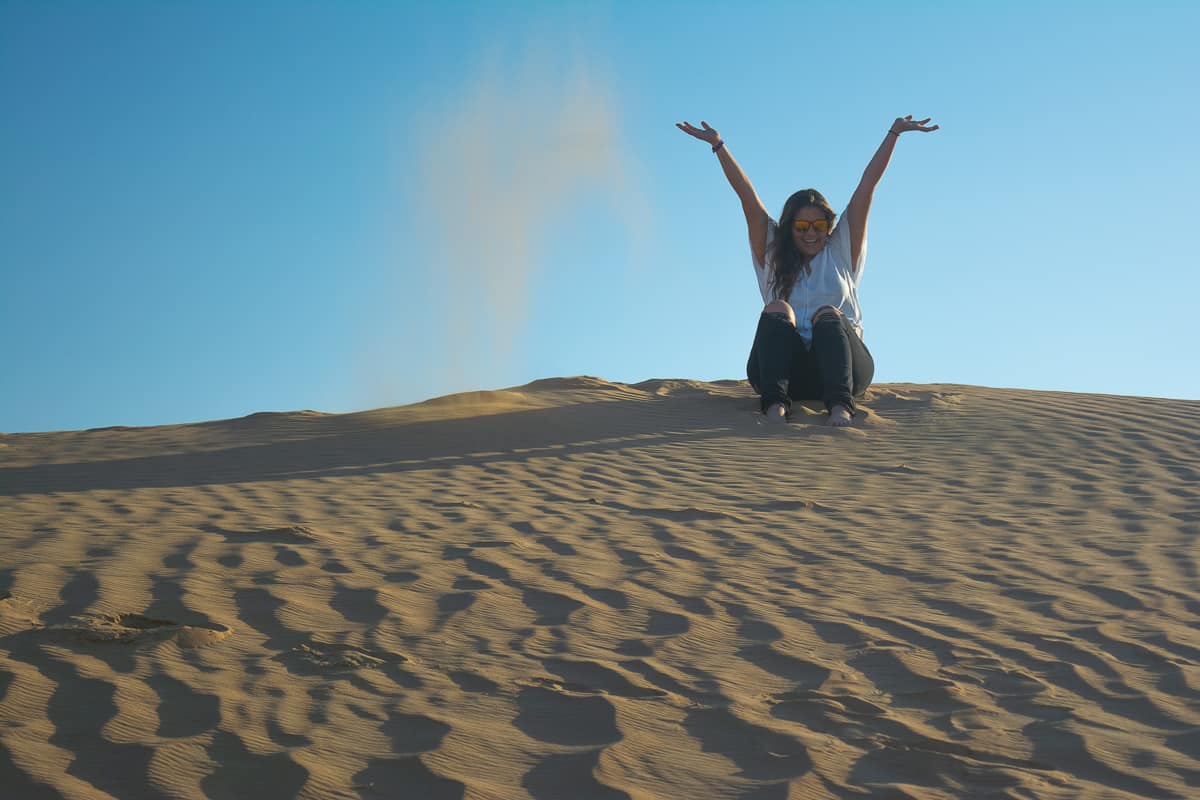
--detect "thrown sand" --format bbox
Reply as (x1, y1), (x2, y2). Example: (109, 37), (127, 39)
(1, 379), (1197, 799)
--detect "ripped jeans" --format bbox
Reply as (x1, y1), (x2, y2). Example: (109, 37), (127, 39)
(746, 311), (875, 415)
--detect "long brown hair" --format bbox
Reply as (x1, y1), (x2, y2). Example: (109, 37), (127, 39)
(767, 189), (836, 301)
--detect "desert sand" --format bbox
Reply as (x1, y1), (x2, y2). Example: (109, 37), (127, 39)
(1, 378), (1197, 799)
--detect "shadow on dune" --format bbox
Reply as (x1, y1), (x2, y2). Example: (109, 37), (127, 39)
(521, 748), (631, 800)
(1, 395), (750, 496)
(0, 741), (62, 800)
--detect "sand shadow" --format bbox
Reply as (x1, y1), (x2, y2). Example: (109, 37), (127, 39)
(2, 396), (749, 495)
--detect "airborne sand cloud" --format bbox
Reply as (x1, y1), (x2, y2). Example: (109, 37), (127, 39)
(407, 46), (649, 398)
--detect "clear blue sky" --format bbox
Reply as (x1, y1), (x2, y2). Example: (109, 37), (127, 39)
(3, 1), (1198, 433)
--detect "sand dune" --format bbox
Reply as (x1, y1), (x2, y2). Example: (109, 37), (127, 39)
(1, 378), (1198, 799)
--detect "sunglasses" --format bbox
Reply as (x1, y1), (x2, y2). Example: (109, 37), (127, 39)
(792, 219), (830, 234)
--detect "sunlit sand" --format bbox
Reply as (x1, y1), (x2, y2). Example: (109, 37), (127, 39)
(2, 378), (1197, 798)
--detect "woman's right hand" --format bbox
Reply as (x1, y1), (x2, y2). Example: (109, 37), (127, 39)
(676, 120), (721, 146)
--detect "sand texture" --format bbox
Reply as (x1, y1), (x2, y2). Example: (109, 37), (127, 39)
(1, 378), (1198, 799)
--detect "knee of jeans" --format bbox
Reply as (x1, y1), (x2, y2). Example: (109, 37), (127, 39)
(811, 306), (841, 325)
(763, 300), (796, 327)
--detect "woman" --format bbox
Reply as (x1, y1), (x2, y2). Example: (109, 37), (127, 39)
(677, 115), (938, 426)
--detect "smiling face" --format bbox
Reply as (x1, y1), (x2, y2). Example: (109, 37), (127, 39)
(791, 206), (831, 260)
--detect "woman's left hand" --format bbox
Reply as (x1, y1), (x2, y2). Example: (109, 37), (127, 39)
(892, 115), (939, 133)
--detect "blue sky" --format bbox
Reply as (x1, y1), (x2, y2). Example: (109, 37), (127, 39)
(3, 1), (1198, 432)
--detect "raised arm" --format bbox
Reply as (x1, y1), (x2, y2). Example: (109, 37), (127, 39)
(846, 115), (939, 269)
(677, 120), (769, 267)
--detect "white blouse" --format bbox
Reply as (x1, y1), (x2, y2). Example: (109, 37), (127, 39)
(751, 206), (866, 342)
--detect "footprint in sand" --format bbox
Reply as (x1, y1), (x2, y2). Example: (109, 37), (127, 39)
(770, 687), (889, 720)
(755, 498), (831, 514)
(201, 523), (321, 543)
(609, 500), (747, 523)
(0, 590), (18, 622)
(278, 641), (400, 673)
(867, 462), (922, 474)
(43, 613), (232, 648)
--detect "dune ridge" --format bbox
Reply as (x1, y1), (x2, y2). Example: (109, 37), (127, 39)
(1, 378), (1198, 798)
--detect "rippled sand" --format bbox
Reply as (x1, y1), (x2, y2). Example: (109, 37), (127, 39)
(1, 378), (1197, 799)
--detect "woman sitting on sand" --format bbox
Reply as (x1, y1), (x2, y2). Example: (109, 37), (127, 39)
(677, 115), (938, 426)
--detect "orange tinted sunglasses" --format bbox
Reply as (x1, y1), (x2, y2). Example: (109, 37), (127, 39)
(792, 219), (830, 233)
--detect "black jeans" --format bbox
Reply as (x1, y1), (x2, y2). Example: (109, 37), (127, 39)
(746, 312), (875, 414)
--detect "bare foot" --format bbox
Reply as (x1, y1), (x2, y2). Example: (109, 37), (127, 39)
(827, 405), (853, 427)
(765, 403), (788, 424)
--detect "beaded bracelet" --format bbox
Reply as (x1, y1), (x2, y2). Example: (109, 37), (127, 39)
(712, 140), (726, 153)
